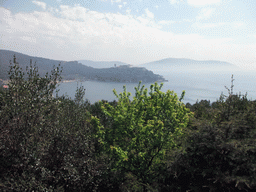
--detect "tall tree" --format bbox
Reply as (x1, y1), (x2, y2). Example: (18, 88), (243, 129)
(92, 82), (192, 189)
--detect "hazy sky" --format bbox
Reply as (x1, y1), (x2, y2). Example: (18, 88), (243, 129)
(0, 0), (256, 69)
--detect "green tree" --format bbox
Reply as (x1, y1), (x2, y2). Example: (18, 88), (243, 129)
(92, 82), (192, 189)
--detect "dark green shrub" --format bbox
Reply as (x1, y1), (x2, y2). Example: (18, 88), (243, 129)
(0, 56), (114, 191)
(163, 79), (256, 191)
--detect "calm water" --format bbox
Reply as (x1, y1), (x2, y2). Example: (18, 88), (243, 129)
(57, 70), (256, 104)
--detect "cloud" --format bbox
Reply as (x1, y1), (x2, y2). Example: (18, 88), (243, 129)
(233, 22), (244, 28)
(32, 1), (47, 10)
(111, 0), (122, 4)
(192, 22), (226, 29)
(145, 8), (154, 19)
(169, 0), (177, 4)
(187, 0), (221, 7)
(0, 5), (255, 68)
(126, 8), (131, 14)
(59, 5), (89, 21)
(169, 0), (182, 4)
(192, 21), (245, 30)
(159, 20), (176, 25)
(20, 36), (37, 43)
(196, 8), (215, 20)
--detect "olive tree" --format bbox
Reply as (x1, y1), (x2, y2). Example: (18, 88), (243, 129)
(0, 55), (107, 191)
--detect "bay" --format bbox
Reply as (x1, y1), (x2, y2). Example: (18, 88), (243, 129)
(57, 69), (256, 104)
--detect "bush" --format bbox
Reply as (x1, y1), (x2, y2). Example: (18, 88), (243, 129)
(0, 56), (113, 191)
(164, 82), (256, 191)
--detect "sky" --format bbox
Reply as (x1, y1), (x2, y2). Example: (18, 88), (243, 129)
(0, 0), (256, 69)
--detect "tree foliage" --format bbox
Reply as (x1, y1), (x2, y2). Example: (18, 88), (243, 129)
(166, 76), (256, 191)
(0, 56), (110, 191)
(92, 82), (192, 188)
(2, 57), (256, 191)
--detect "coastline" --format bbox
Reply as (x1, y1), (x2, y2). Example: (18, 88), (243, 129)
(1, 78), (167, 85)
(60, 78), (168, 84)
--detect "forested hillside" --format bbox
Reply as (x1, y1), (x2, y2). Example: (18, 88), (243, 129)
(0, 50), (165, 83)
(1, 58), (256, 191)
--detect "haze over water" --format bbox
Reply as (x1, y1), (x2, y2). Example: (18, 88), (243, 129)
(58, 66), (256, 105)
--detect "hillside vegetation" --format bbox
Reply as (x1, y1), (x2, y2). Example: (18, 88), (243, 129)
(0, 50), (165, 83)
(1, 58), (256, 191)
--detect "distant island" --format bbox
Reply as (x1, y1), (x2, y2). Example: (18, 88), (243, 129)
(139, 58), (240, 72)
(0, 50), (166, 83)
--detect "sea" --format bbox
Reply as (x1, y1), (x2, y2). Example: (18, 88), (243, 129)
(57, 69), (256, 105)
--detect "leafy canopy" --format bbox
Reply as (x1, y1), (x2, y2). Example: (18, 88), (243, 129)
(93, 82), (192, 183)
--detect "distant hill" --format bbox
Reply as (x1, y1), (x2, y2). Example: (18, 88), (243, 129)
(78, 60), (129, 68)
(0, 50), (166, 83)
(139, 58), (240, 72)
(0, 50), (66, 79)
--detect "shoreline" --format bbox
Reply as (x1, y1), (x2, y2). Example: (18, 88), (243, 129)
(1, 78), (168, 85)
(60, 79), (168, 84)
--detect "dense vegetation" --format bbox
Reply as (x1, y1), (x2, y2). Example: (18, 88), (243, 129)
(1, 57), (256, 191)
